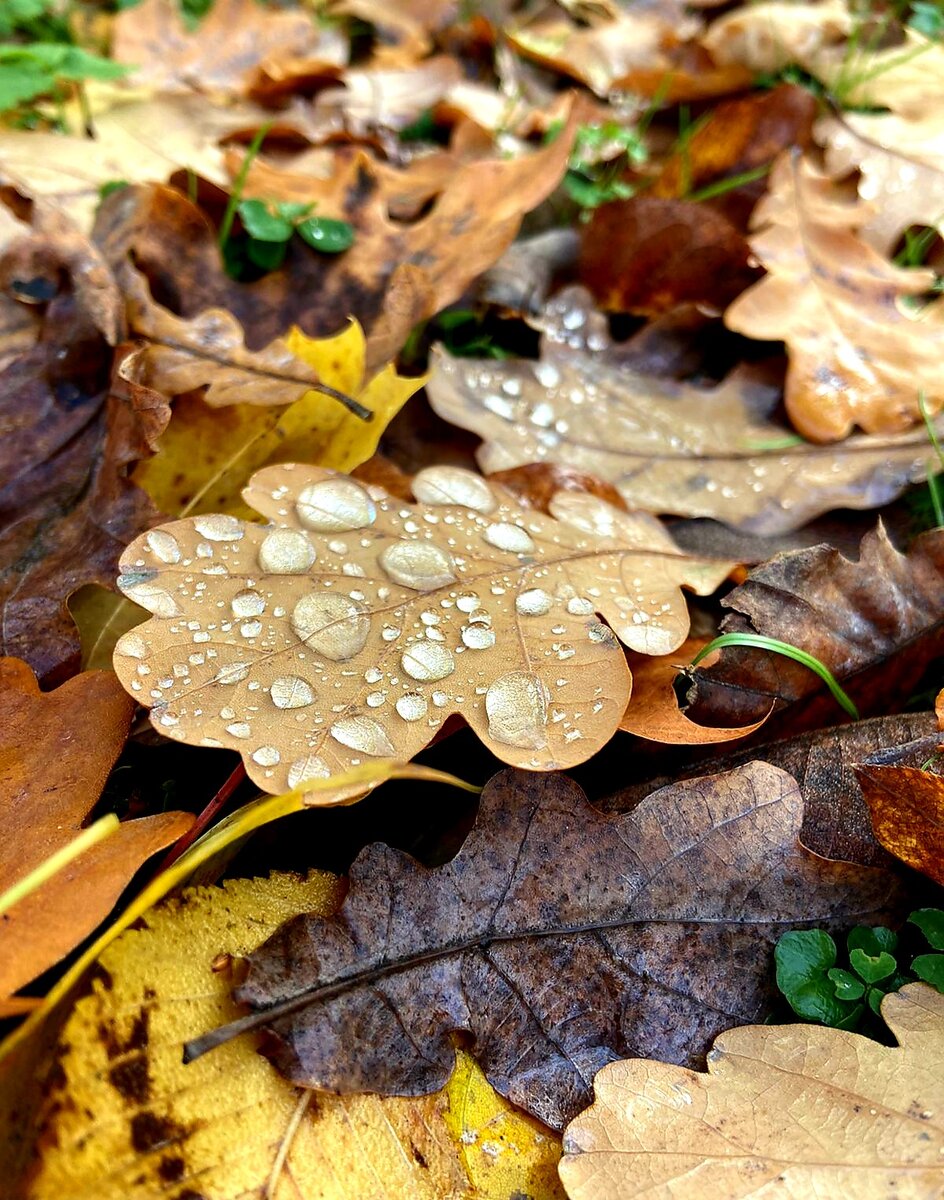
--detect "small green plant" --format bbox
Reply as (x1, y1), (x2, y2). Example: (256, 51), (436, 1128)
(223, 198), (355, 278)
(776, 909), (944, 1034)
(0, 43), (128, 117)
(545, 119), (648, 215)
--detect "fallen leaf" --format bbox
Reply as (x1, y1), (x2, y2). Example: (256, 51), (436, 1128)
(112, 463), (733, 793)
(701, 0), (853, 76)
(619, 639), (769, 744)
(112, 0), (339, 97)
(426, 287), (944, 534)
(559, 982), (944, 1200)
(488, 462), (628, 516)
(314, 56), (463, 134)
(0, 659), (192, 1004)
(210, 763), (900, 1130)
(724, 153), (944, 441)
(608, 711), (937, 867)
(579, 197), (759, 316)
(856, 733), (944, 887)
(331, 0), (458, 67)
(21, 869), (564, 1200)
(686, 523), (944, 731)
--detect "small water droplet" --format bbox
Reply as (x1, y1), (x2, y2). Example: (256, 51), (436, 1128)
(401, 641), (455, 682)
(291, 593), (369, 661)
(516, 588), (552, 616)
(288, 755), (331, 787)
(456, 592), (481, 614)
(567, 597), (594, 615)
(270, 676), (314, 708)
(226, 722), (251, 738)
(330, 715), (395, 756)
(366, 690), (386, 707)
(364, 667), (383, 684)
(146, 530), (181, 564)
(194, 514), (243, 542)
(240, 620), (263, 638)
(395, 693), (428, 721)
(462, 626), (496, 650)
(412, 466), (497, 513)
(115, 631), (148, 658)
(215, 662), (250, 685)
(232, 589), (266, 618)
(381, 624), (401, 641)
(252, 746), (280, 767)
(484, 523), (535, 554)
(296, 478), (376, 531)
(259, 529), (316, 574)
(119, 579), (181, 618)
(485, 673), (549, 748)
(379, 542), (456, 590)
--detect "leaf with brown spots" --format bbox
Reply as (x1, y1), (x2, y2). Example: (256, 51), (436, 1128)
(187, 764), (901, 1130)
(559, 983), (944, 1200)
(112, 463), (733, 794)
(0, 659), (192, 1007)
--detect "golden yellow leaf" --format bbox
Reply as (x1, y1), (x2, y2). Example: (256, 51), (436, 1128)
(25, 870), (562, 1200)
(559, 983), (944, 1200)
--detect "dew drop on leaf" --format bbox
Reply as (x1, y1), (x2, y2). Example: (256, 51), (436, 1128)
(296, 479), (377, 532)
(485, 672), (549, 748)
(401, 641), (456, 682)
(258, 528), (316, 574)
(329, 715), (396, 756)
(291, 593), (370, 660)
(379, 542), (457, 589)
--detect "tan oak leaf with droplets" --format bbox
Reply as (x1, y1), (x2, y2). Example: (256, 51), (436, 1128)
(112, 466), (733, 793)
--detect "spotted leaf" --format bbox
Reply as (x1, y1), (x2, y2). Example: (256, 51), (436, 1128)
(112, 465), (733, 794)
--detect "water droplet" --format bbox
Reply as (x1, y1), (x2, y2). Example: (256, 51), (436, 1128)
(485, 673), (549, 748)
(456, 593), (481, 614)
(115, 631), (148, 658)
(288, 755), (331, 787)
(395, 693), (428, 721)
(252, 746), (280, 767)
(226, 722), (251, 738)
(412, 466), (497, 513)
(119, 579), (181, 618)
(296, 479), (376, 531)
(194, 514), (243, 542)
(291, 593), (370, 660)
(462, 626), (496, 650)
(533, 362), (560, 388)
(240, 620), (263, 638)
(381, 624), (401, 641)
(379, 542), (456, 589)
(215, 661), (250, 684)
(270, 676), (314, 708)
(259, 529), (315, 574)
(330, 715), (395, 756)
(146, 530), (181, 564)
(232, 589), (265, 618)
(567, 597), (594, 616)
(484, 523), (535, 554)
(366, 691), (386, 707)
(401, 642), (455, 682)
(588, 622), (617, 646)
(431, 690), (448, 707)
(516, 588), (552, 616)
(364, 667), (383, 684)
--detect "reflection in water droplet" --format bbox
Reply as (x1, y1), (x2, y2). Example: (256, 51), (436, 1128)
(232, 589), (266, 618)
(252, 746), (280, 767)
(194, 514), (244, 542)
(115, 631), (148, 658)
(329, 715), (395, 756)
(462, 626), (496, 650)
(291, 593), (370, 660)
(401, 641), (455, 682)
(412, 466), (496, 513)
(296, 479), (376, 531)
(288, 755), (331, 787)
(146, 530), (181, 564)
(485, 672), (549, 748)
(484, 523), (535, 554)
(259, 529), (315, 574)
(270, 676), (314, 709)
(516, 588), (552, 616)
(395, 693), (428, 722)
(379, 541), (456, 590)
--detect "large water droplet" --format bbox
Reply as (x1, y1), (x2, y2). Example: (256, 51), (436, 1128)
(567, 597), (594, 616)
(259, 529), (315, 574)
(485, 672), (549, 748)
(252, 746), (280, 767)
(288, 755), (331, 787)
(146, 530), (181, 564)
(232, 589), (266, 618)
(484, 523), (535, 554)
(462, 625), (496, 650)
(270, 675), (314, 709)
(412, 466), (496, 513)
(215, 661), (250, 685)
(291, 593), (370, 661)
(516, 588), (553, 616)
(194, 514), (244, 542)
(395, 693), (428, 721)
(379, 542), (456, 589)
(296, 479), (376, 531)
(329, 715), (395, 756)
(115, 631), (148, 659)
(401, 641), (455, 682)
(119, 578), (181, 618)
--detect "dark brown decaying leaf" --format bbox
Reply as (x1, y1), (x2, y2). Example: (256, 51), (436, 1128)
(606, 712), (937, 867)
(687, 524), (944, 732)
(193, 764), (901, 1130)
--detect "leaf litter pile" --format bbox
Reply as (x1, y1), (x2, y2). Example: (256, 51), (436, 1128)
(4, 1), (944, 1197)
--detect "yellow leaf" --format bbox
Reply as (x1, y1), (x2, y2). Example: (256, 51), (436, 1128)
(132, 320), (425, 521)
(23, 870), (562, 1200)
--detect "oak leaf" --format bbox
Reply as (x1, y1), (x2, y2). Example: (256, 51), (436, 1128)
(0, 659), (192, 1006)
(559, 983), (944, 1200)
(195, 764), (900, 1130)
(426, 287), (943, 534)
(112, 463), (733, 794)
(22, 869), (563, 1200)
(725, 153), (944, 441)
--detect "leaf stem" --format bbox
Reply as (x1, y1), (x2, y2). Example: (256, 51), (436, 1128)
(218, 120), (273, 252)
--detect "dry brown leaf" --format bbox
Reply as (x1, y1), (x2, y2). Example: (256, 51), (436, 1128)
(426, 287), (944, 534)
(559, 983), (944, 1200)
(112, 0), (340, 96)
(724, 153), (944, 441)
(0, 659), (192, 1003)
(112, 464), (733, 793)
(702, 0), (852, 75)
(330, 0), (459, 66)
(314, 56), (463, 133)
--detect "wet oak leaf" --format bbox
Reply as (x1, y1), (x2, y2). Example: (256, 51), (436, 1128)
(426, 288), (944, 534)
(210, 764), (900, 1130)
(0, 659), (192, 1004)
(687, 523), (944, 733)
(559, 983), (944, 1200)
(112, 464), (733, 794)
(24, 869), (563, 1200)
(725, 154), (944, 441)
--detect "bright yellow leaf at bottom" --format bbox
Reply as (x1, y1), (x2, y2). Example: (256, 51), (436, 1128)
(23, 870), (562, 1200)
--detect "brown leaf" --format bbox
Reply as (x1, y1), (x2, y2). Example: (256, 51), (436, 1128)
(559, 983), (944, 1200)
(112, 464), (733, 793)
(0, 659), (193, 1002)
(856, 734), (944, 886)
(197, 764), (901, 1130)
(426, 287), (943, 534)
(579, 197), (759, 316)
(724, 153), (944, 441)
(606, 712), (937, 867)
(687, 524), (944, 732)
(488, 462), (628, 516)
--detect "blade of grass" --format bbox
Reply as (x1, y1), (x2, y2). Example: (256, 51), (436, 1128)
(0, 814), (119, 918)
(918, 391), (944, 527)
(688, 163), (771, 203)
